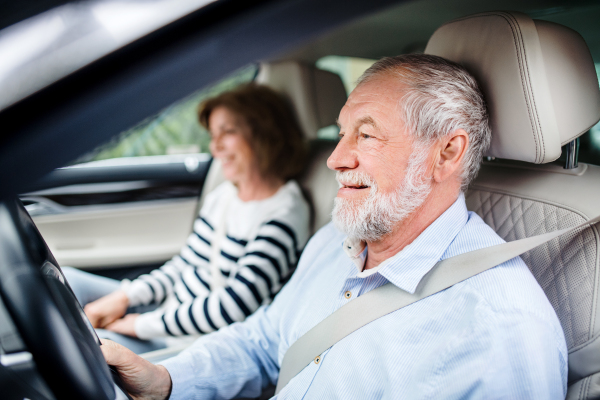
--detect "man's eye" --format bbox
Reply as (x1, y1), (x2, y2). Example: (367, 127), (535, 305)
(361, 132), (372, 139)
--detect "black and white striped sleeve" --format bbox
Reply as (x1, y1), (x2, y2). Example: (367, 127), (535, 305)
(122, 216), (213, 308)
(134, 219), (302, 338)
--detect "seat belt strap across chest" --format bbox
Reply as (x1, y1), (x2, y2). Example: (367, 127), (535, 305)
(275, 213), (600, 394)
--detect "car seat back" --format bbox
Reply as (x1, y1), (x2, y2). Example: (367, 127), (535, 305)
(426, 11), (600, 399)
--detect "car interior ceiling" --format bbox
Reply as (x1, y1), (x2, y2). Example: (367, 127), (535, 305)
(283, 0), (600, 62)
(4, 0), (600, 399)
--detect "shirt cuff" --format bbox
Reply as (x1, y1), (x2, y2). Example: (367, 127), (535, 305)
(159, 357), (196, 400)
(121, 279), (153, 308)
(135, 310), (167, 340)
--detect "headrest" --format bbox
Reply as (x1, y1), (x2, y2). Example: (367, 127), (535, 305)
(256, 61), (347, 139)
(425, 11), (600, 164)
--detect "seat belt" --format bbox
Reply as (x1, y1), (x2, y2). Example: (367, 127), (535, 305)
(275, 213), (600, 394)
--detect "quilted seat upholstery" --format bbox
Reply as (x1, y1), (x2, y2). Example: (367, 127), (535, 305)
(466, 189), (598, 351)
(466, 161), (600, 399)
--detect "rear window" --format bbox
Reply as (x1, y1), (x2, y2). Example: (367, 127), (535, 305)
(315, 56), (375, 140)
(562, 64), (600, 166)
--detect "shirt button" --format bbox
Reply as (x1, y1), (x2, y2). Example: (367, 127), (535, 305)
(344, 291), (352, 299)
(314, 356), (321, 364)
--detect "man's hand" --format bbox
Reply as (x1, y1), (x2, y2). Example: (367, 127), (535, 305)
(106, 313), (139, 337)
(84, 290), (129, 328)
(101, 339), (172, 400)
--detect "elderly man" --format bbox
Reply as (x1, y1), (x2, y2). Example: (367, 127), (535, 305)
(102, 54), (567, 399)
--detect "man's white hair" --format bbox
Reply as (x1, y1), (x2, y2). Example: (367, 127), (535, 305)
(332, 145), (431, 242)
(358, 54), (491, 191)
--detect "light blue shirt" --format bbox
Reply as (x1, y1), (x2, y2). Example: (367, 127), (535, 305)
(161, 194), (567, 399)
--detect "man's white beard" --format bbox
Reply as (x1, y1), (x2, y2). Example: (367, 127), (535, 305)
(332, 146), (432, 242)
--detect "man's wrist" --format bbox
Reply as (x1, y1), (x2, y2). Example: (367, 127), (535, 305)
(153, 365), (172, 400)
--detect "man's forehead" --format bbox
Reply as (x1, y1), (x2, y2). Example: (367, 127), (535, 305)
(339, 76), (406, 127)
(336, 115), (377, 129)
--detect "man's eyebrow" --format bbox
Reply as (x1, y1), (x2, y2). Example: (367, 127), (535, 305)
(336, 116), (378, 130)
(357, 116), (377, 129)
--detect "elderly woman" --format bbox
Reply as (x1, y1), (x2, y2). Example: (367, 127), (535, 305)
(64, 84), (310, 353)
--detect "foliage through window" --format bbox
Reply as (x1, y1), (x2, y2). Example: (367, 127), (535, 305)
(74, 65), (258, 164)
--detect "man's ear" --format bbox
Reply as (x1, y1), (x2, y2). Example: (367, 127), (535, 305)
(432, 129), (469, 184)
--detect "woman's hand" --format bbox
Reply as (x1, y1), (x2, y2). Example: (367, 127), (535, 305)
(84, 290), (129, 328)
(101, 339), (172, 400)
(105, 313), (139, 337)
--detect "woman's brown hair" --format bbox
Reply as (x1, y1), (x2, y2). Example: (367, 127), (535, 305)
(198, 83), (307, 181)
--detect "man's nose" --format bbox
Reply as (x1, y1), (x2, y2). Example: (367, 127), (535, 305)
(327, 135), (358, 171)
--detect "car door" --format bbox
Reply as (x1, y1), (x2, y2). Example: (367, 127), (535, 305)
(19, 64), (258, 277)
(20, 154), (211, 273)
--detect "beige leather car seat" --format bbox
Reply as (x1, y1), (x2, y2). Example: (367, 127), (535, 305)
(200, 61), (347, 234)
(426, 12), (600, 399)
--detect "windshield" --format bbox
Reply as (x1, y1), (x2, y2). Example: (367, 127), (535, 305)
(0, 0), (217, 112)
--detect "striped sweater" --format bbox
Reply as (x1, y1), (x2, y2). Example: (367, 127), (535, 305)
(122, 180), (310, 339)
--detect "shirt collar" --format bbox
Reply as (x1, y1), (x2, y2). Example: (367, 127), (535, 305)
(342, 193), (469, 294)
(343, 237), (367, 269)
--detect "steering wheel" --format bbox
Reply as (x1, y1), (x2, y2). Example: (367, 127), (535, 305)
(0, 198), (116, 400)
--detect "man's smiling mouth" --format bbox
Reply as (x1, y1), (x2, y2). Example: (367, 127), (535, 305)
(342, 184), (370, 189)
(335, 171), (376, 194)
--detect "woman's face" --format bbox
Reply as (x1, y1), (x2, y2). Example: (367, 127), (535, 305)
(208, 106), (257, 185)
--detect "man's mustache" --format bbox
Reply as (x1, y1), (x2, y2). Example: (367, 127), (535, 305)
(335, 171), (377, 189)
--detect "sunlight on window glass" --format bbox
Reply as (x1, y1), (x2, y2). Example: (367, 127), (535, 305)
(74, 65), (257, 164)
(313, 56), (374, 139)
(316, 56), (376, 94)
(589, 64), (600, 149)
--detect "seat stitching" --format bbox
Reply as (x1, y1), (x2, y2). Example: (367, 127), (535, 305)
(472, 190), (598, 349)
(501, 12), (541, 162)
(487, 194), (519, 234)
(487, 193), (508, 230)
(438, 13), (541, 161)
(589, 227), (600, 341)
(468, 185), (592, 220)
(495, 197), (536, 238)
(577, 373), (584, 399)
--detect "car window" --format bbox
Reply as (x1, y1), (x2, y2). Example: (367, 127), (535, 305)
(578, 122), (600, 166)
(559, 63), (600, 166)
(315, 55), (375, 140)
(73, 64), (258, 164)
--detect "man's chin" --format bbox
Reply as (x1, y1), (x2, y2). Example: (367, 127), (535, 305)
(332, 199), (388, 242)
(332, 217), (390, 243)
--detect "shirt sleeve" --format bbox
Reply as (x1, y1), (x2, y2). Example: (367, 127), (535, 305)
(122, 184), (229, 307)
(121, 216), (213, 308)
(157, 223), (341, 399)
(160, 305), (281, 400)
(416, 308), (567, 400)
(120, 257), (184, 308)
(134, 218), (302, 339)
